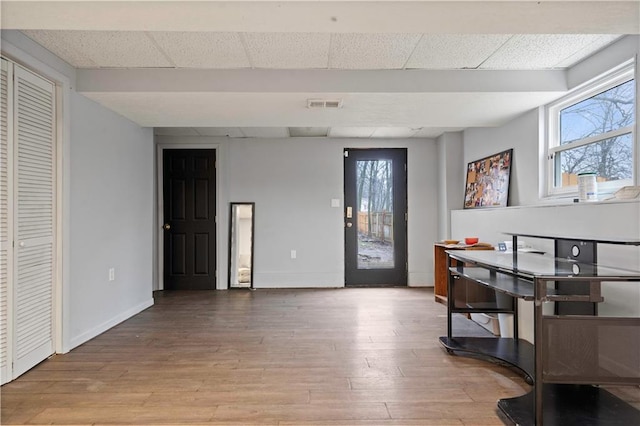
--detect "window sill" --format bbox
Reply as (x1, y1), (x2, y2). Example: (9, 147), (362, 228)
(453, 198), (640, 214)
(539, 195), (640, 206)
(543, 189), (639, 208)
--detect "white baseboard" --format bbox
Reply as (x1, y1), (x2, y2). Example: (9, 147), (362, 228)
(66, 298), (154, 352)
(253, 272), (343, 288)
(409, 272), (433, 287)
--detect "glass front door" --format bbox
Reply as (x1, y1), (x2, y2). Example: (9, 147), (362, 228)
(344, 148), (407, 286)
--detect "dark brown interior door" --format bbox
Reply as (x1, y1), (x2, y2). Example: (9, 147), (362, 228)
(163, 149), (217, 290)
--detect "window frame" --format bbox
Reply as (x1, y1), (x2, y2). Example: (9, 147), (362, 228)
(544, 61), (636, 198)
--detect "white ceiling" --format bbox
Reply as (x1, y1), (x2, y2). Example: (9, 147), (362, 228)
(2, 0), (638, 139)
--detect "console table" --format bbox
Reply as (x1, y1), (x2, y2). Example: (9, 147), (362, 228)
(439, 234), (640, 425)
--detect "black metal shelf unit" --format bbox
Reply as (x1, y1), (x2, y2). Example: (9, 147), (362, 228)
(439, 235), (640, 426)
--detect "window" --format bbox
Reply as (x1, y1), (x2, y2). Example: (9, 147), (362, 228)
(545, 62), (636, 197)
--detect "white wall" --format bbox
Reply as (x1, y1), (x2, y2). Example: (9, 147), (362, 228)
(436, 131), (464, 240)
(157, 136), (438, 288)
(228, 137), (346, 288)
(2, 30), (155, 353)
(568, 35), (640, 92)
(463, 109), (541, 207)
(69, 93), (154, 349)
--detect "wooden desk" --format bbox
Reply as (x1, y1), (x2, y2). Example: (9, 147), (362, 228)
(433, 243), (493, 304)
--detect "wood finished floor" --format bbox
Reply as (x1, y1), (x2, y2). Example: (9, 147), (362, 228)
(2, 288), (636, 425)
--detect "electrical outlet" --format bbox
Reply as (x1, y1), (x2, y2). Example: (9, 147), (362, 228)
(108, 268), (115, 281)
(290, 250), (297, 259)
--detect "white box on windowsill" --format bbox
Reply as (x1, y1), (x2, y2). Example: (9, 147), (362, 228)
(470, 313), (501, 336)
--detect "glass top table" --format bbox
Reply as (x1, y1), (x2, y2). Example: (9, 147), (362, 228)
(503, 231), (640, 246)
(445, 249), (640, 279)
(443, 233), (640, 425)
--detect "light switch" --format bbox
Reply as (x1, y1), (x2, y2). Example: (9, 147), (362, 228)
(331, 198), (340, 208)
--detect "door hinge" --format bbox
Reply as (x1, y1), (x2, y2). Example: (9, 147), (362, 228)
(405, 212), (408, 221)
(344, 150), (349, 158)
(405, 163), (407, 172)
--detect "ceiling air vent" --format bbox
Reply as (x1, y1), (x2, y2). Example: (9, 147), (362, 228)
(307, 99), (343, 109)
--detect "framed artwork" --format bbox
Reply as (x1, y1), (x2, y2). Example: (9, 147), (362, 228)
(464, 149), (513, 209)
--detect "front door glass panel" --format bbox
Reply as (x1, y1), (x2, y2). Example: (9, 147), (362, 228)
(356, 160), (394, 269)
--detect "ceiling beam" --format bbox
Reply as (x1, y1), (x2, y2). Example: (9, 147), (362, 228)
(75, 67), (568, 128)
(76, 68), (568, 94)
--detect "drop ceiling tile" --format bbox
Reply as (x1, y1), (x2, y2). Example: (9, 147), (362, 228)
(330, 34), (422, 69)
(413, 127), (463, 138)
(370, 127), (420, 138)
(149, 32), (250, 68)
(25, 30), (172, 68)
(405, 34), (512, 69)
(243, 33), (330, 69)
(239, 127), (290, 138)
(289, 127), (329, 137)
(328, 127), (378, 138)
(554, 35), (622, 68)
(480, 34), (621, 70)
(22, 30), (99, 68)
(193, 127), (245, 137)
(154, 127), (200, 136)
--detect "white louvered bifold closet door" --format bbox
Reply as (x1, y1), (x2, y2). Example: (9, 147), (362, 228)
(0, 58), (11, 385)
(12, 64), (55, 378)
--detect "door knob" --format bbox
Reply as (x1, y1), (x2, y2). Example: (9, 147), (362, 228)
(163, 223), (171, 230)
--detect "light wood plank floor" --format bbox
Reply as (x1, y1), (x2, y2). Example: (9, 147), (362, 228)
(1, 288), (636, 425)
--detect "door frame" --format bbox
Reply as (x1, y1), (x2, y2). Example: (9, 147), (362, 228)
(344, 148), (408, 286)
(156, 143), (224, 290)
